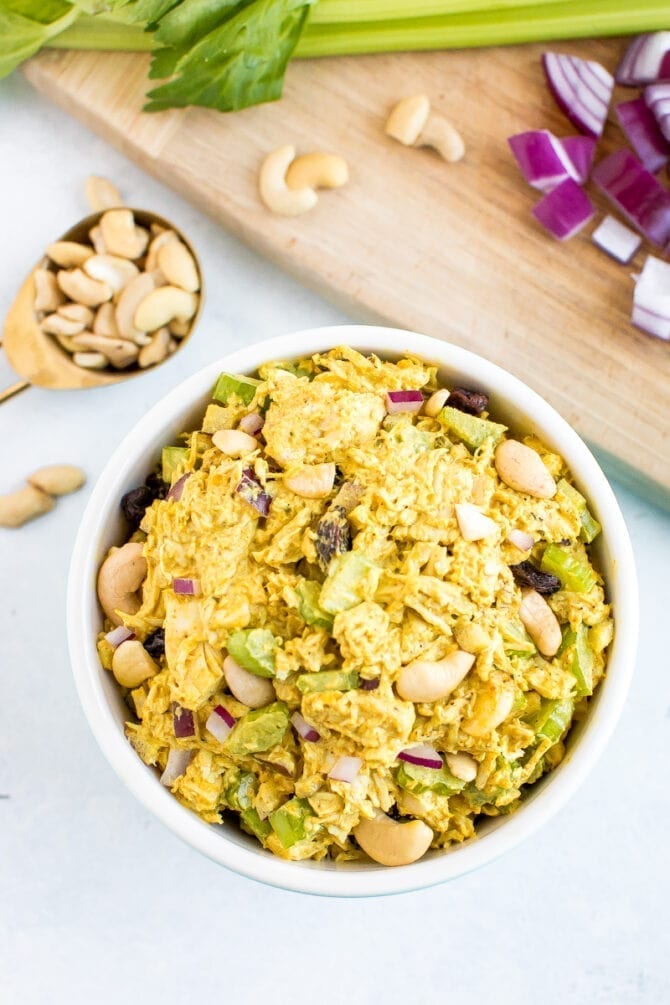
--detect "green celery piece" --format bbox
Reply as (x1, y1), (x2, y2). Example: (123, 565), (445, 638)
(541, 544), (595, 593)
(227, 628), (278, 678)
(556, 477), (586, 512)
(319, 552), (381, 615)
(510, 690), (527, 717)
(161, 445), (189, 483)
(226, 702), (290, 756)
(569, 625), (594, 697)
(557, 624), (576, 657)
(268, 797), (313, 848)
(396, 761), (465, 797)
(296, 580), (334, 631)
(557, 479), (600, 543)
(223, 769), (256, 811)
(0, 1), (79, 79)
(579, 508), (601, 544)
(530, 698), (574, 743)
(240, 807), (271, 841)
(211, 371), (260, 406)
(438, 405), (507, 452)
(296, 669), (359, 693)
(502, 620), (536, 658)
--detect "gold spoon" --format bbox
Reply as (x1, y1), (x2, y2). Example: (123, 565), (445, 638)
(1, 209), (203, 405)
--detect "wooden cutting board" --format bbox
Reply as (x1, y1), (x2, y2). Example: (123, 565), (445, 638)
(23, 40), (670, 508)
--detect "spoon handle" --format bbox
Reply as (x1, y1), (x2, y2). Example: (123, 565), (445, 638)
(0, 380), (31, 405)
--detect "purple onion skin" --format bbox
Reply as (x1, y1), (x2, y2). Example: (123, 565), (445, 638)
(173, 704), (196, 739)
(236, 469), (271, 516)
(592, 149), (670, 247)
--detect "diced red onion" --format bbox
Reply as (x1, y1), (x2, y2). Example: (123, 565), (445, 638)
(632, 255), (670, 340)
(328, 756), (362, 783)
(104, 625), (134, 648)
(166, 473), (190, 502)
(173, 577), (201, 596)
(532, 178), (595, 241)
(290, 711), (320, 742)
(507, 528), (535, 552)
(592, 215), (642, 264)
(592, 149), (670, 248)
(206, 704), (236, 742)
(239, 412), (264, 436)
(542, 52), (613, 138)
(236, 468), (272, 517)
(644, 83), (670, 143)
(615, 98), (669, 173)
(360, 678), (380, 691)
(160, 747), (193, 787)
(616, 32), (670, 86)
(397, 744), (443, 770)
(172, 703), (196, 738)
(385, 390), (424, 414)
(508, 130), (595, 192)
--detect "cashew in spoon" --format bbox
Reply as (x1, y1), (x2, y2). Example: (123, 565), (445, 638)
(97, 541), (147, 625)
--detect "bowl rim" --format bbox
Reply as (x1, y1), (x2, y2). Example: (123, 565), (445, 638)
(67, 324), (638, 897)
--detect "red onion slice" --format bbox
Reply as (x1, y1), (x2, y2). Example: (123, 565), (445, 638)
(592, 215), (642, 264)
(532, 178), (595, 241)
(105, 625), (134, 648)
(632, 255), (670, 340)
(507, 529), (535, 552)
(290, 711), (320, 742)
(560, 136), (597, 184)
(167, 473), (190, 502)
(160, 747), (193, 787)
(397, 744), (443, 770)
(238, 412), (264, 436)
(542, 52), (613, 138)
(328, 756), (362, 783)
(385, 390), (424, 414)
(616, 32), (670, 86)
(508, 130), (595, 192)
(206, 704), (236, 742)
(592, 149), (670, 248)
(616, 98), (670, 173)
(173, 703), (196, 738)
(644, 83), (670, 143)
(236, 468), (272, 516)
(173, 577), (201, 596)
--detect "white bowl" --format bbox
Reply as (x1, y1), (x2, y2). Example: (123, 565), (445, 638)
(67, 325), (638, 897)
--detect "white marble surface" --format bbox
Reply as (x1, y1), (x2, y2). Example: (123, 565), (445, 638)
(2, 72), (669, 1005)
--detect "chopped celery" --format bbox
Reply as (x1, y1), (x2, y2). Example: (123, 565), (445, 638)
(296, 669), (360, 694)
(510, 690), (527, 717)
(202, 403), (233, 434)
(557, 625), (576, 657)
(161, 445), (189, 483)
(319, 552), (381, 615)
(269, 797), (313, 848)
(557, 479), (600, 543)
(541, 544), (595, 593)
(569, 625), (594, 697)
(227, 628), (278, 678)
(240, 807), (271, 841)
(212, 372), (260, 406)
(396, 761), (465, 796)
(223, 769), (256, 811)
(530, 698), (574, 743)
(225, 702), (290, 756)
(502, 620), (536, 658)
(438, 406), (507, 452)
(556, 478), (586, 511)
(580, 508), (601, 544)
(296, 580), (334, 631)
(590, 619), (614, 654)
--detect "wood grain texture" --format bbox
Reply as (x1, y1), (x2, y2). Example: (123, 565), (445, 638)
(23, 43), (670, 501)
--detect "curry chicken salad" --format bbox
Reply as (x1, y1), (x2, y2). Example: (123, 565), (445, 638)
(96, 347), (613, 867)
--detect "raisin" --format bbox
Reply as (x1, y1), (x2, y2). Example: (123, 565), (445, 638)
(145, 471), (168, 500)
(510, 561), (561, 595)
(446, 387), (489, 416)
(315, 505), (351, 571)
(121, 470), (168, 529)
(144, 628), (165, 659)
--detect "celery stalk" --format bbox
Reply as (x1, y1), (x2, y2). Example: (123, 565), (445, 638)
(541, 544), (595, 594)
(310, 0), (573, 23)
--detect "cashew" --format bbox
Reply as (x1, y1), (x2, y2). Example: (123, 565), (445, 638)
(73, 351), (108, 370)
(100, 209), (148, 259)
(354, 812), (433, 867)
(285, 153), (349, 191)
(41, 313), (87, 337)
(454, 622), (490, 654)
(445, 752), (478, 782)
(111, 639), (158, 688)
(519, 589), (562, 657)
(84, 175), (123, 212)
(93, 302), (120, 337)
(169, 317), (191, 339)
(46, 241), (93, 268)
(84, 254), (139, 294)
(156, 241), (200, 293)
(455, 502), (498, 542)
(463, 681), (516, 737)
(259, 145), (318, 217)
(424, 388), (449, 417)
(55, 334), (79, 354)
(397, 649), (475, 703)
(145, 229), (178, 271)
(223, 654), (275, 709)
(138, 327), (171, 369)
(57, 268), (112, 307)
(97, 541), (147, 625)
(115, 272), (157, 342)
(385, 94), (431, 145)
(168, 337), (178, 354)
(89, 225), (107, 254)
(72, 333), (138, 369)
(494, 440), (556, 499)
(417, 115), (465, 162)
(34, 269), (65, 312)
(28, 464), (85, 496)
(212, 429), (258, 457)
(58, 303), (94, 326)
(0, 485), (54, 528)
(284, 463), (336, 499)
(134, 286), (198, 333)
